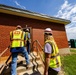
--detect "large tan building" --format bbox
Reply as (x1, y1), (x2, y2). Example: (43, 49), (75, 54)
(0, 4), (71, 56)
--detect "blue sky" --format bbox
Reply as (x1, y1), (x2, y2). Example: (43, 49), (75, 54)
(0, 0), (76, 41)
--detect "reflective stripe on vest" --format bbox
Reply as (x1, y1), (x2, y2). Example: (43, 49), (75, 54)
(10, 30), (25, 47)
(45, 40), (61, 68)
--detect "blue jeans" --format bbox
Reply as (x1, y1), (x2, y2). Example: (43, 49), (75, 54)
(27, 41), (30, 54)
(11, 47), (29, 75)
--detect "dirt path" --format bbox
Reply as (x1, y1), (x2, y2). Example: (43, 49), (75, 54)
(58, 70), (65, 75)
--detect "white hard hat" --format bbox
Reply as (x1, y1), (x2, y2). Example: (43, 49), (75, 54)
(16, 25), (22, 29)
(26, 28), (29, 32)
(44, 28), (52, 34)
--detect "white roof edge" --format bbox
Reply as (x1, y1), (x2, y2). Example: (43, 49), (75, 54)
(0, 4), (71, 25)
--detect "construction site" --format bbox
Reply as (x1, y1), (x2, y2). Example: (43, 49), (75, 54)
(0, 4), (71, 75)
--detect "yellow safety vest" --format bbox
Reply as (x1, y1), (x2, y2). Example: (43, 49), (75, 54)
(45, 40), (61, 68)
(25, 32), (29, 41)
(10, 29), (25, 48)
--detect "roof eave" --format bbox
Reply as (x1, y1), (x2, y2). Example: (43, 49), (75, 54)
(0, 4), (71, 25)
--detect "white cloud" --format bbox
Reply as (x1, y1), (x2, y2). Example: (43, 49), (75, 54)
(55, 0), (76, 40)
(13, 0), (26, 9)
(61, 0), (70, 10)
(66, 27), (76, 40)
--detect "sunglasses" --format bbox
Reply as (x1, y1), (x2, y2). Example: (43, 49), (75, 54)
(45, 33), (52, 35)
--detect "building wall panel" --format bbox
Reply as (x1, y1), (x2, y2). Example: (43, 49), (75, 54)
(0, 13), (69, 56)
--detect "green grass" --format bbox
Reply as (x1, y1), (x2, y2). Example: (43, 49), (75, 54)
(61, 54), (76, 75)
(70, 50), (76, 52)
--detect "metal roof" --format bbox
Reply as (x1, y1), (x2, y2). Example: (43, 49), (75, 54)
(0, 4), (71, 25)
